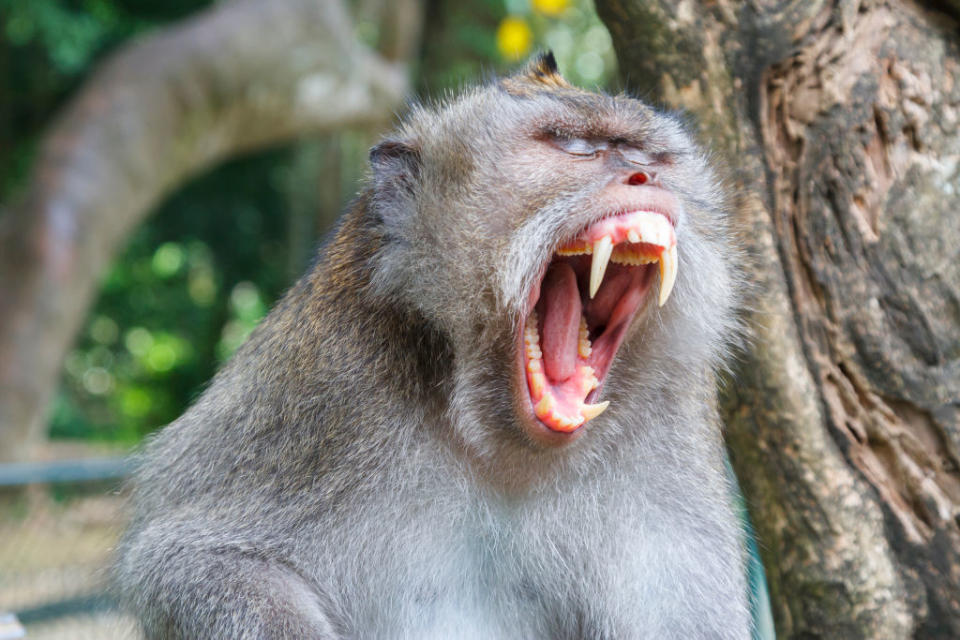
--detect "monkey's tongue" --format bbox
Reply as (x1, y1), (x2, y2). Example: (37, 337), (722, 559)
(524, 259), (609, 431)
(540, 263), (581, 382)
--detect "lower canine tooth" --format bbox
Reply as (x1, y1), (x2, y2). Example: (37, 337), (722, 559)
(580, 401), (610, 421)
(658, 244), (678, 307)
(589, 236), (613, 298)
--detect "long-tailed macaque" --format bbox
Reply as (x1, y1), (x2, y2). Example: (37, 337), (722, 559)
(115, 54), (750, 639)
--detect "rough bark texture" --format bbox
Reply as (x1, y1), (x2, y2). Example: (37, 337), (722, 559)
(0, 0), (420, 462)
(597, 0), (960, 637)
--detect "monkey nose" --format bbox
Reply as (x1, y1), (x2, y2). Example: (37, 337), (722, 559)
(626, 170), (654, 186)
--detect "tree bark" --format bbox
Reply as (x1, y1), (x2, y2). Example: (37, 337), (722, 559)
(597, 0), (960, 636)
(0, 0), (420, 462)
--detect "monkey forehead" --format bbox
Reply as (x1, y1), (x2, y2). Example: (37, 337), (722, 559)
(515, 91), (685, 147)
(398, 85), (696, 159)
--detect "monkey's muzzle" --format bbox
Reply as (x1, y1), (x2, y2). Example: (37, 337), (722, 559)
(522, 211), (677, 433)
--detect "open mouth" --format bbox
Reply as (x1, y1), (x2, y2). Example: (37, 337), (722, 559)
(520, 210), (678, 434)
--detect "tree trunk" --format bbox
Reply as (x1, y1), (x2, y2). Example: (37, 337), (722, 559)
(0, 0), (421, 462)
(596, 0), (960, 636)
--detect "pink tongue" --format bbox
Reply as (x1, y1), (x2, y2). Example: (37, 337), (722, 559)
(541, 263), (581, 382)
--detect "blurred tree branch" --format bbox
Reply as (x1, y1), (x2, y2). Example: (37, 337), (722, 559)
(0, 0), (421, 461)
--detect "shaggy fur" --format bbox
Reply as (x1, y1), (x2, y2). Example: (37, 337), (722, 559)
(115, 57), (750, 639)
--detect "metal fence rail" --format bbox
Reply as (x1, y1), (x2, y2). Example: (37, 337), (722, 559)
(0, 458), (131, 487)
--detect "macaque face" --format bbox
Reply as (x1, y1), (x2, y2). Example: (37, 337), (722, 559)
(374, 61), (734, 452)
(507, 142), (681, 446)
(473, 109), (693, 447)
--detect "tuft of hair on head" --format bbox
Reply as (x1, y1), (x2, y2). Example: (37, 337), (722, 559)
(502, 51), (573, 94)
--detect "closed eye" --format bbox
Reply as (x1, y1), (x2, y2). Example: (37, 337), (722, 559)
(552, 137), (603, 157)
(618, 145), (657, 166)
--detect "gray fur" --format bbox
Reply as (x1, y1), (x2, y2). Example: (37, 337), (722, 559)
(115, 62), (750, 639)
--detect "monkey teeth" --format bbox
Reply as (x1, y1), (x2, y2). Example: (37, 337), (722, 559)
(524, 314), (542, 371)
(524, 311), (602, 432)
(559, 211), (678, 305)
(577, 317), (592, 358)
(556, 245), (593, 256)
(589, 236), (614, 298)
(610, 248), (658, 266)
(658, 244), (678, 307)
(580, 365), (599, 393)
(525, 211), (678, 433)
(580, 400), (609, 421)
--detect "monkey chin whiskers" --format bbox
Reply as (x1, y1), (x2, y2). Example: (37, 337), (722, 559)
(515, 208), (678, 440)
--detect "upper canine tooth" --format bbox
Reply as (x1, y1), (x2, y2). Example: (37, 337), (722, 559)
(589, 236), (613, 298)
(658, 244), (678, 307)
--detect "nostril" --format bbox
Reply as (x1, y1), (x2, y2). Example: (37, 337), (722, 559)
(627, 171), (650, 186)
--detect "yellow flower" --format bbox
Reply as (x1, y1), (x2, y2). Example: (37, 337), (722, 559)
(496, 16), (533, 61)
(532, 0), (571, 17)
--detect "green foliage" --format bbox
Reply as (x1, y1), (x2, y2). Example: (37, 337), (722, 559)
(4, 0), (118, 73)
(2, 0), (619, 445)
(50, 150), (294, 443)
(418, 0), (616, 98)
(417, 0), (505, 92)
(0, 0), (211, 198)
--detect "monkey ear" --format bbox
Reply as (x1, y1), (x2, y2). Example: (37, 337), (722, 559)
(369, 139), (421, 221)
(370, 138), (420, 175)
(370, 139), (420, 192)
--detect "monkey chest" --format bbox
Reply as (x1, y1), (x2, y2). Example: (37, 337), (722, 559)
(343, 510), (718, 639)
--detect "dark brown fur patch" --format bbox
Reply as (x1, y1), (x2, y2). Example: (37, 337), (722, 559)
(503, 51), (573, 95)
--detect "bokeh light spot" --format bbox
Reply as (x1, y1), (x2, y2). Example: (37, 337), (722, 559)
(152, 242), (185, 277)
(583, 23), (612, 51)
(89, 315), (119, 344)
(532, 0), (571, 17)
(544, 25), (574, 60)
(121, 387), (153, 418)
(230, 281), (262, 315)
(188, 270), (217, 306)
(125, 327), (153, 357)
(497, 17), (533, 61)
(82, 367), (114, 395)
(146, 343), (177, 373)
(575, 50), (604, 82)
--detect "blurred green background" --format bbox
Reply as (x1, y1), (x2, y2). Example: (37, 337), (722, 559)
(0, 0), (617, 447)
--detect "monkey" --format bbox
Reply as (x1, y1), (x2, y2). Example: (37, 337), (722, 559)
(114, 53), (750, 639)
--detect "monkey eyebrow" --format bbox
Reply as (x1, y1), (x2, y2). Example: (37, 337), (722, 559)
(534, 119), (610, 140)
(535, 118), (632, 141)
(534, 121), (676, 151)
(534, 127), (618, 150)
(537, 127), (678, 165)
